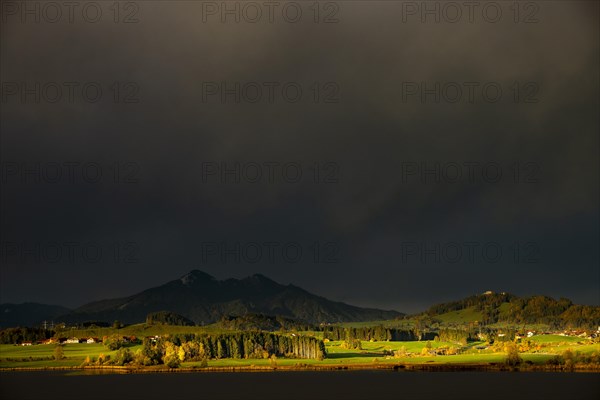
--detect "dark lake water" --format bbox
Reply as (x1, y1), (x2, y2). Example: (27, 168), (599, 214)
(1, 371), (599, 400)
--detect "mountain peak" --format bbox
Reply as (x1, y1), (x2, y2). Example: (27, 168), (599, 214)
(180, 270), (215, 286)
(56, 270), (403, 325)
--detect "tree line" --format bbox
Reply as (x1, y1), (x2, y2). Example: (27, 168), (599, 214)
(146, 311), (195, 326)
(423, 293), (600, 329)
(217, 314), (315, 332)
(0, 327), (53, 344)
(137, 332), (325, 367)
(322, 326), (436, 342)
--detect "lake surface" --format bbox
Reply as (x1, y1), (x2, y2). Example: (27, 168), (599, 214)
(1, 371), (599, 400)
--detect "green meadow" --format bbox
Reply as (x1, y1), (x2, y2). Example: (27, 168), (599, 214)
(1, 332), (598, 370)
(0, 343), (142, 368)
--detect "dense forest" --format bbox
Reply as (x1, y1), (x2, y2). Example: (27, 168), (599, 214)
(217, 314), (315, 331)
(138, 332), (326, 366)
(505, 297), (600, 328)
(423, 293), (600, 329)
(322, 326), (436, 342)
(146, 311), (195, 326)
(425, 292), (514, 316)
(0, 328), (53, 344)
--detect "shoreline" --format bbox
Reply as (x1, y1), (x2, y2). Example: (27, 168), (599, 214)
(2, 363), (599, 374)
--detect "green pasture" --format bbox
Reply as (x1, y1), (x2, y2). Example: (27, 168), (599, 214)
(528, 334), (582, 344)
(0, 343), (142, 368)
(1, 330), (597, 370)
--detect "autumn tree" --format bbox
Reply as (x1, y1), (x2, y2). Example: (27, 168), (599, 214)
(505, 342), (522, 366)
(53, 345), (64, 360)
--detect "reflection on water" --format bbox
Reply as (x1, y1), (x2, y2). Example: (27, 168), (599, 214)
(1, 371), (599, 400)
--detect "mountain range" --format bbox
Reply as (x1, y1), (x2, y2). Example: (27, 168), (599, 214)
(3, 270), (599, 329)
(0, 270), (403, 327)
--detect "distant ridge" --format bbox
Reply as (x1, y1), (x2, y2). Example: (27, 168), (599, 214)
(50, 270), (403, 325)
(4, 281), (598, 329)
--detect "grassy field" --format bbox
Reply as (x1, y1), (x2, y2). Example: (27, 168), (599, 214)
(1, 334), (597, 370)
(0, 343), (143, 368)
(434, 307), (483, 324)
(528, 334), (581, 344)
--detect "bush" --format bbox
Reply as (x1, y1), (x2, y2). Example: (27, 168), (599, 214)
(113, 348), (133, 366)
(394, 346), (407, 358)
(103, 334), (126, 351)
(162, 342), (181, 368)
(504, 342), (522, 366)
(164, 355), (180, 368)
(446, 347), (459, 355)
(341, 338), (362, 350)
(97, 353), (111, 365)
(546, 355), (564, 365)
(269, 354), (278, 367)
(178, 341), (206, 362)
(133, 349), (154, 366)
(81, 355), (92, 366)
(53, 345), (64, 360)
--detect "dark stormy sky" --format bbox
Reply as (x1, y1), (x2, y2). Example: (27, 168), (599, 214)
(1, 1), (598, 313)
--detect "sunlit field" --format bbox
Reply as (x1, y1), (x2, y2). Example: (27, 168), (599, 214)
(2, 334), (598, 369)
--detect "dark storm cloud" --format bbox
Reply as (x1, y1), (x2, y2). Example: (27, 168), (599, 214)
(1, 1), (598, 312)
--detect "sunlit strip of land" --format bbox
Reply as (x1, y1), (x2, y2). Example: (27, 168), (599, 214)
(1, 326), (598, 371)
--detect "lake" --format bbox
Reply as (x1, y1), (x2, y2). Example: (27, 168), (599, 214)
(1, 371), (599, 400)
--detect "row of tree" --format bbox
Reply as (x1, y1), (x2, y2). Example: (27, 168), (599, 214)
(137, 332), (326, 367)
(0, 327), (53, 344)
(322, 326), (436, 342)
(217, 314), (315, 332)
(435, 328), (473, 345)
(146, 311), (195, 326)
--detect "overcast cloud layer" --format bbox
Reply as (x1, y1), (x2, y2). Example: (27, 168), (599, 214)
(1, 1), (598, 313)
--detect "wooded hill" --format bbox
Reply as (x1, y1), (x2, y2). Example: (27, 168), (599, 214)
(420, 292), (600, 329)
